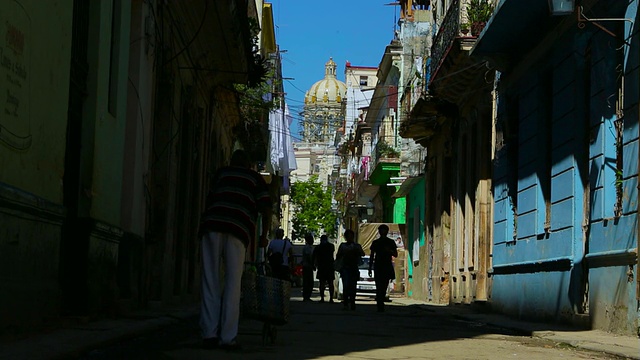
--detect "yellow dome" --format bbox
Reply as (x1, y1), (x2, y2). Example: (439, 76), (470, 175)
(304, 58), (347, 105)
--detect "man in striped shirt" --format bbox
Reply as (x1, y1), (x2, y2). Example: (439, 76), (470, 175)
(199, 149), (272, 350)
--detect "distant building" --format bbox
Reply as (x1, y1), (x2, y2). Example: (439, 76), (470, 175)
(301, 58), (347, 144)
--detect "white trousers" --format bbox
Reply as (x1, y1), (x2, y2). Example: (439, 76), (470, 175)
(200, 231), (246, 342)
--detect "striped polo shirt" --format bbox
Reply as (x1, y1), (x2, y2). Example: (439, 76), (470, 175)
(200, 166), (272, 247)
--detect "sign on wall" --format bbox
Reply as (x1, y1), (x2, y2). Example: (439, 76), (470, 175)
(0, 0), (30, 150)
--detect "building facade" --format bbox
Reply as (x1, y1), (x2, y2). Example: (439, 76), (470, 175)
(0, 0), (286, 331)
(398, 0), (639, 336)
(474, 0), (639, 335)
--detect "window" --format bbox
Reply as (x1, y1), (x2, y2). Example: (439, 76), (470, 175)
(359, 76), (367, 86)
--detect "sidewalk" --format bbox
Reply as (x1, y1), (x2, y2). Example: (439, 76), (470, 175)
(0, 306), (200, 360)
(394, 297), (640, 360)
(1, 295), (638, 360)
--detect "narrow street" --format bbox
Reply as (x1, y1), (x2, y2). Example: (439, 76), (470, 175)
(76, 289), (625, 360)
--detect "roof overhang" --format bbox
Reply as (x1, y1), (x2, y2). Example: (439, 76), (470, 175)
(391, 176), (423, 198)
(399, 95), (456, 144)
(261, 3), (276, 56)
(471, 0), (567, 70)
(377, 41), (403, 82)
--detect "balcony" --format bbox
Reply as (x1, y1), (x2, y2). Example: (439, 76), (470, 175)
(428, 0), (494, 106)
(369, 141), (401, 186)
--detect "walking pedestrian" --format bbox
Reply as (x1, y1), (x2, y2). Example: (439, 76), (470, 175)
(335, 229), (364, 310)
(267, 228), (293, 281)
(302, 233), (315, 301)
(198, 149), (272, 350)
(313, 234), (335, 303)
(369, 224), (398, 312)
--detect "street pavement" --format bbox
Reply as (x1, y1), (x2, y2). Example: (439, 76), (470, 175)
(1, 288), (638, 360)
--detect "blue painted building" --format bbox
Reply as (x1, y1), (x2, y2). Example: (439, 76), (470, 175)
(474, 0), (639, 335)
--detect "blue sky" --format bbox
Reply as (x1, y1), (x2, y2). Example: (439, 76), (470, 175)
(269, 1), (399, 140)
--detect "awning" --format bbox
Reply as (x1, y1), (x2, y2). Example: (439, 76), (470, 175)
(392, 176), (423, 198)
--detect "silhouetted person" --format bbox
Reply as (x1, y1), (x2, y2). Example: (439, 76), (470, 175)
(313, 234), (335, 303)
(267, 228), (293, 281)
(199, 149), (272, 350)
(302, 233), (315, 301)
(369, 224), (398, 312)
(336, 229), (364, 310)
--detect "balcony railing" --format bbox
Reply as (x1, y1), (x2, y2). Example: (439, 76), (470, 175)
(430, 0), (462, 85)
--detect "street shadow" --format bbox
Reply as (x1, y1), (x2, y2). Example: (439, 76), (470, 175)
(71, 287), (596, 359)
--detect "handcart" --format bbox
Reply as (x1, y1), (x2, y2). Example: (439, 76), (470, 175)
(241, 262), (291, 345)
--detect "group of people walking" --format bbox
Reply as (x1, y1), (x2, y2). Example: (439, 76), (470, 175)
(196, 149), (398, 351)
(263, 229), (334, 305)
(293, 225), (398, 313)
(333, 226), (398, 312)
(301, 233), (337, 303)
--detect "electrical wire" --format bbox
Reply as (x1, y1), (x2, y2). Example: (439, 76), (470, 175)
(164, 0), (208, 64)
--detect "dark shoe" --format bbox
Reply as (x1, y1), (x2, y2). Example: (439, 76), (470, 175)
(319, 298), (325, 303)
(202, 337), (219, 349)
(220, 339), (242, 351)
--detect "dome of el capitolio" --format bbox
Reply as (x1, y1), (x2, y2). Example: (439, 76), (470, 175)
(304, 58), (347, 105)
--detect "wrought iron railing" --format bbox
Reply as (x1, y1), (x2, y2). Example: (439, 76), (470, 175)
(430, 0), (462, 85)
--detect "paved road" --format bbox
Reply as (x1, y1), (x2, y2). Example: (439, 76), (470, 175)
(76, 291), (626, 360)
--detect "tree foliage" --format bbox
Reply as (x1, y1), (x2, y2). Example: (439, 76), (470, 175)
(290, 176), (337, 239)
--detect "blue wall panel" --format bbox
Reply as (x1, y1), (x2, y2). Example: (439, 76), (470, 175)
(493, 227), (574, 266)
(517, 212), (537, 239)
(519, 138), (538, 168)
(552, 142), (575, 174)
(590, 187), (605, 221)
(590, 125), (605, 157)
(518, 186), (538, 214)
(551, 198), (574, 230)
(589, 215), (638, 254)
(494, 220), (508, 245)
(552, 116), (576, 148)
(590, 155), (604, 188)
(589, 266), (638, 334)
(623, 138), (638, 176)
(518, 162), (537, 189)
(491, 271), (573, 321)
(495, 196), (508, 220)
(553, 86), (576, 123)
(494, 157), (508, 180)
(622, 177), (638, 215)
(492, 242), (515, 265)
(551, 169), (574, 202)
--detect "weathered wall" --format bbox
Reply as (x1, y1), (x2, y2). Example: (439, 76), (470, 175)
(406, 178), (428, 299)
(0, 0), (72, 200)
(0, 0), (73, 328)
(491, 3), (639, 334)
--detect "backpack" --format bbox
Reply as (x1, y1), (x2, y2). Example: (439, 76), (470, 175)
(268, 240), (287, 270)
